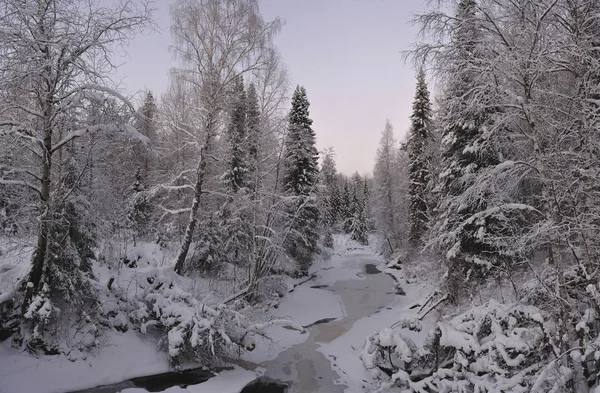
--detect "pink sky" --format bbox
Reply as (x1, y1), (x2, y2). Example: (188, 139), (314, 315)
(116, 0), (425, 175)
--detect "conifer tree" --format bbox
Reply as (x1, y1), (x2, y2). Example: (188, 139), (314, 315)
(349, 187), (369, 245)
(136, 91), (158, 176)
(223, 76), (249, 193)
(362, 177), (370, 226)
(283, 86), (320, 274)
(127, 166), (152, 239)
(350, 202), (369, 246)
(321, 148), (339, 226)
(342, 181), (352, 233)
(407, 70), (433, 245)
(246, 83), (261, 190)
(428, 0), (501, 287)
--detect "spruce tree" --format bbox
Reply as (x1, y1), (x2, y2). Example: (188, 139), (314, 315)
(350, 201), (369, 245)
(407, 70), (433, 245)
(331, 184), (343, 227)
(136, 91), (158, 176)
(362, 177), (370, 227)
(349, 188), (369, 245)
(342, 181), (353, 234)
(321, 148), (338, 226)
(429, 0), (501, 289)
(246, 83), (261, 191)
(223, 76), (249, 193)
(137, 91), (158, 140)
(127, 166), (151, 238)
(283, 86), (319, 274)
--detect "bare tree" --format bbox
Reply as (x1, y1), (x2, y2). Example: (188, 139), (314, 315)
(373, 120), (407, 250)
(0, 0), (152, 313)
(168, 0), (281, 274)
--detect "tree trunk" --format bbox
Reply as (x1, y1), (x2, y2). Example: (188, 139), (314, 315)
(22, 124), (52, 313)
(174, 151), (204, 275)
(173, 113), (216, 275)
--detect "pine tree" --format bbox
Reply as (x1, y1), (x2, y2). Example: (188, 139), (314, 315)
(283, 86), (320, 274)
(407, 70), (433, 245)
(429, 0), (501, 289)
(127, 166), (152, 239)
(246, 82), (261, 191)
(223, 76), (249, 193)
(136, 91), (158, 176)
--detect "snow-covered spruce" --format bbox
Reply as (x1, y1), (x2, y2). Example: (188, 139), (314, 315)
(361, 300), (570, 392)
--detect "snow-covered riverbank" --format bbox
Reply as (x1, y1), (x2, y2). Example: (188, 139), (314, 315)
(1, 237), (429, 393)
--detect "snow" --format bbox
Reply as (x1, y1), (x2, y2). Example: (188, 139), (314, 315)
(241, 281), (345, 364)
(317, 270), (432, 393)
(277, 286), (345, 327)
(0, 330), (171, 393)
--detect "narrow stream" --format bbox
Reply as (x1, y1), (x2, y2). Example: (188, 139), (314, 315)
(241, 251), (397, 393)
(67, 250), (397, 393)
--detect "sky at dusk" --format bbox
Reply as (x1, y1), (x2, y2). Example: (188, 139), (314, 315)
(116, 0), (426, 175)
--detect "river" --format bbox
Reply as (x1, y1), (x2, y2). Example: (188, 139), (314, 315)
(240, 249), (397, 393)
(67, 246), (398, 393)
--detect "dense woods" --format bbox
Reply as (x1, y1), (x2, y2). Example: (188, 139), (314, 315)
(364, 0), (600, 391)
(0, 0), (372, 369)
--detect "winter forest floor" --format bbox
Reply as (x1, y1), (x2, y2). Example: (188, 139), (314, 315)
(0, 236), (433, 393)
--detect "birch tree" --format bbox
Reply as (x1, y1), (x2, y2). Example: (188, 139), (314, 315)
(169, 0), (281, 275)
(0, 0), (151, 316)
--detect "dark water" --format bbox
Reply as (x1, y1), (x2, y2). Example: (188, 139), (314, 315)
(365, 263), (380, 274)
(303, 317), (338, 328)
(239, 377), (288, 393)
(67, 367), (221, 393)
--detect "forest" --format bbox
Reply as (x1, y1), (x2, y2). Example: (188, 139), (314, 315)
(0, 0), (599, 392)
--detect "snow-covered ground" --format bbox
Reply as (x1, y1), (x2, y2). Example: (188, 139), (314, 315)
(0, 329), (171, 393)
(241, 284), (345, 364)
(316, 263), (432, 392)
(0, 235), (430, 393)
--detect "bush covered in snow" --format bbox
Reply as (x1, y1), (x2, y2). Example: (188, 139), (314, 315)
(98, 250), (303, 367)
(361, 300), (575, 392)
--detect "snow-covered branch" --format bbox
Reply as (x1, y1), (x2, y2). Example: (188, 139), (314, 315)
(0, 178), (41, 195)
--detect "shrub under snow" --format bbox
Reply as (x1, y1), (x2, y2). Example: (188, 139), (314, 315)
(104, 261), (303, 366)
(361, 300), (570, 392)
